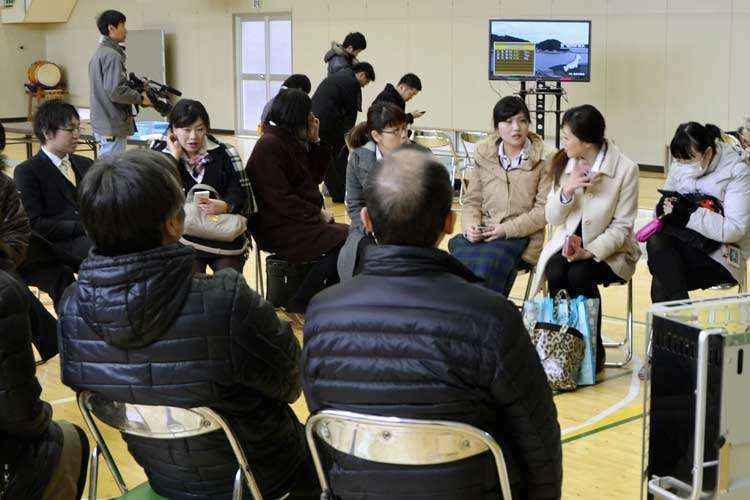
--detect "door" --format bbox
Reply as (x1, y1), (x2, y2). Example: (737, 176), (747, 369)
(234, 13), (292, 136)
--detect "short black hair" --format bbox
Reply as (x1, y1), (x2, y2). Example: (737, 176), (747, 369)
(493, 96), (530, 128)
(398, 73), (422, 91)
(79, 150), (185, 256)
(670, 122), (722, 160)
(343, 32), (367, 51)
(96, 10), (126, 36)
(168, 99), (211, 130)
(282, 74), (312, 94)
(352, 62), (375, 82)
(267, 88), (311, 140)
(364, 148), (452, 247)
(33, 99), (79, 144)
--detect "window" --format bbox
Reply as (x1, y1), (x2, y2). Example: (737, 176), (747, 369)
(234, 14), (292, 135)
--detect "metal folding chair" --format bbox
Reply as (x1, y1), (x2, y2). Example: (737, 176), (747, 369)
(509, 261), (535, 307)
(458, 131), (489, 205)
(305, 409), (513, 500)
(412, 129), (460, 189)
(77, 391), (265, 500)
(602, 280), (635, 368)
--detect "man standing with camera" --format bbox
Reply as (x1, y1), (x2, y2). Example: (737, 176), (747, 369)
(89, 10), (150, 157)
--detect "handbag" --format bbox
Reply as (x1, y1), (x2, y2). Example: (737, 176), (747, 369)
(182, 184), (247, 242)
(529, 321), (585, 391)
(523, 291), (599, 387)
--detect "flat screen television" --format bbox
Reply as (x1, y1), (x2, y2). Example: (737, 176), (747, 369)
(488, 19), (591, 82)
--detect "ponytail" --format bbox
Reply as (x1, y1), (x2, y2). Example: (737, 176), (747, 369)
(551, 150), (569, 187)
(670, 122), (721, 160)
(348, 122), (370, 149)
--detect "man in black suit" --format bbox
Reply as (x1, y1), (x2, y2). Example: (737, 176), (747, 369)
(14, 100), (93, 274)
(311, 62), (374, 202)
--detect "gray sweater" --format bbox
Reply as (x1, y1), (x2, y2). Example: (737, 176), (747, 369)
(337, 142), (378, 280)
(88, 37), (142, 138)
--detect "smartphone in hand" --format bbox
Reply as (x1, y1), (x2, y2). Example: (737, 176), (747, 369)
(194, 190), (210, 203)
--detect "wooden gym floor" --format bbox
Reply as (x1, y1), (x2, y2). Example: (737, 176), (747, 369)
(3, 134), (742, 499)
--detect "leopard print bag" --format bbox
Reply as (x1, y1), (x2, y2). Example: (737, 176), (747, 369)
(530, 322), (586, 391)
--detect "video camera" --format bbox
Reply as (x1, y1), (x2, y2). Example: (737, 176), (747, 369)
(127, 73), (182, 116)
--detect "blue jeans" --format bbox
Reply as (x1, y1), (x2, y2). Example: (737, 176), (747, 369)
(94, 134), (127, 157)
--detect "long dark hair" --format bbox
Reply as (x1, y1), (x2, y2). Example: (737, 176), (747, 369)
(552, 104), (606, 185)
(348, 102), (407, 149)
(267, 88), (311, 142)
(669, 122), (722, 161)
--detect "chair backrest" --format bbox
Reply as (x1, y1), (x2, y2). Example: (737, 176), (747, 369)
(412, 129), (455, 152)
(77, 391), (264, 499)
(459, 131), (489, 162)
(305, 410), (513, 500)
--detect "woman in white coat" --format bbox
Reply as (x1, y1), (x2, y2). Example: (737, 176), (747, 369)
(530, 105), (641, 372)
(647, 122), (750, 302)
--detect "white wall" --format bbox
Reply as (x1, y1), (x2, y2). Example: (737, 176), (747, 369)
(0, 23), (47, 118)
(7, 0), (747, 166)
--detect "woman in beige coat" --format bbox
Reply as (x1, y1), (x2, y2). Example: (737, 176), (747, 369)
(530, 105), (641, 372)
(449, 96), (555, 295)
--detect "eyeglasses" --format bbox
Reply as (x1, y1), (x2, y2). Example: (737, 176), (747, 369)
(381, 127), (408, 137)
(60, 126), (81, 134)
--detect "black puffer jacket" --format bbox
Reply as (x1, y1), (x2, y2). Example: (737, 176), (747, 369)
(302, 246), (562, 500)
(0, 269), (63, 498)
(59, 244), (305, 499)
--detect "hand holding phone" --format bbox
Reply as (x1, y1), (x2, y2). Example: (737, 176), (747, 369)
(194, 190), (210, 204)
(562, 234), (582, 258)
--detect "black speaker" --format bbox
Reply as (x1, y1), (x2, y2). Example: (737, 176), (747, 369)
(647, 315), (725, 497)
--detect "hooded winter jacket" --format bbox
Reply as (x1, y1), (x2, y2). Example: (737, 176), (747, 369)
(59, 244), (306, 499)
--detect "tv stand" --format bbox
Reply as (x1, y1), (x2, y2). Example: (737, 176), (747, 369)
(518, 80), (565, 148)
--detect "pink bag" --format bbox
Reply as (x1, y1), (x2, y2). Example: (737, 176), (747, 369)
(636, 218), (663, 242)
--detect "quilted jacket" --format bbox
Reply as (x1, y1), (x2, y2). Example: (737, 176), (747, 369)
(0, 269), (63, 498)
(59, 244), (305, 499)
(302, 245), (563, 500)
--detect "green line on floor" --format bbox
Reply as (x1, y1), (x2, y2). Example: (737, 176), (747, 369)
(562, 412), (644, 445)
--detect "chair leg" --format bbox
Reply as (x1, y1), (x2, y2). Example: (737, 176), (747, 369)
(88, 445), (100, 500)
(523, 269), (534, 303)
(232, 468), (244, 500)
(605, 280), (633, 368)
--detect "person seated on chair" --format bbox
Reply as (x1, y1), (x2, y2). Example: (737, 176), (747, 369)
(529, 104), (641, 373)
(372, 73), (426, 125)
(151, 98), (253, 274)
(449, 96), (555, 297)
(58, 150), (319, 499)
(311, 62), (375, 202)
(247, 88), (348, 313)
(0, 259), (89, 499)
(647, 122), (750, 303)
(0, 156), (61, 360)
(14, 100), (94, 270)
(323, 32), (367, 75)
(260, 74), (312, 127)
(337, 102), (408, 280)
(302, 149), (562, 500)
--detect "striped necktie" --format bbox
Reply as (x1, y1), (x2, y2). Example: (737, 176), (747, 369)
(60, 157), (76, 187)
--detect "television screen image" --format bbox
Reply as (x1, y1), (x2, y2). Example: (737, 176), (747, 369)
(489, 20), (591, 82)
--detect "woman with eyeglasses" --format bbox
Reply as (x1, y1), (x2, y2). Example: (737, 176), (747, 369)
(448, 96), (556, 296)
(337, 102), (409, 280)
(647, 122), (750, 303)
